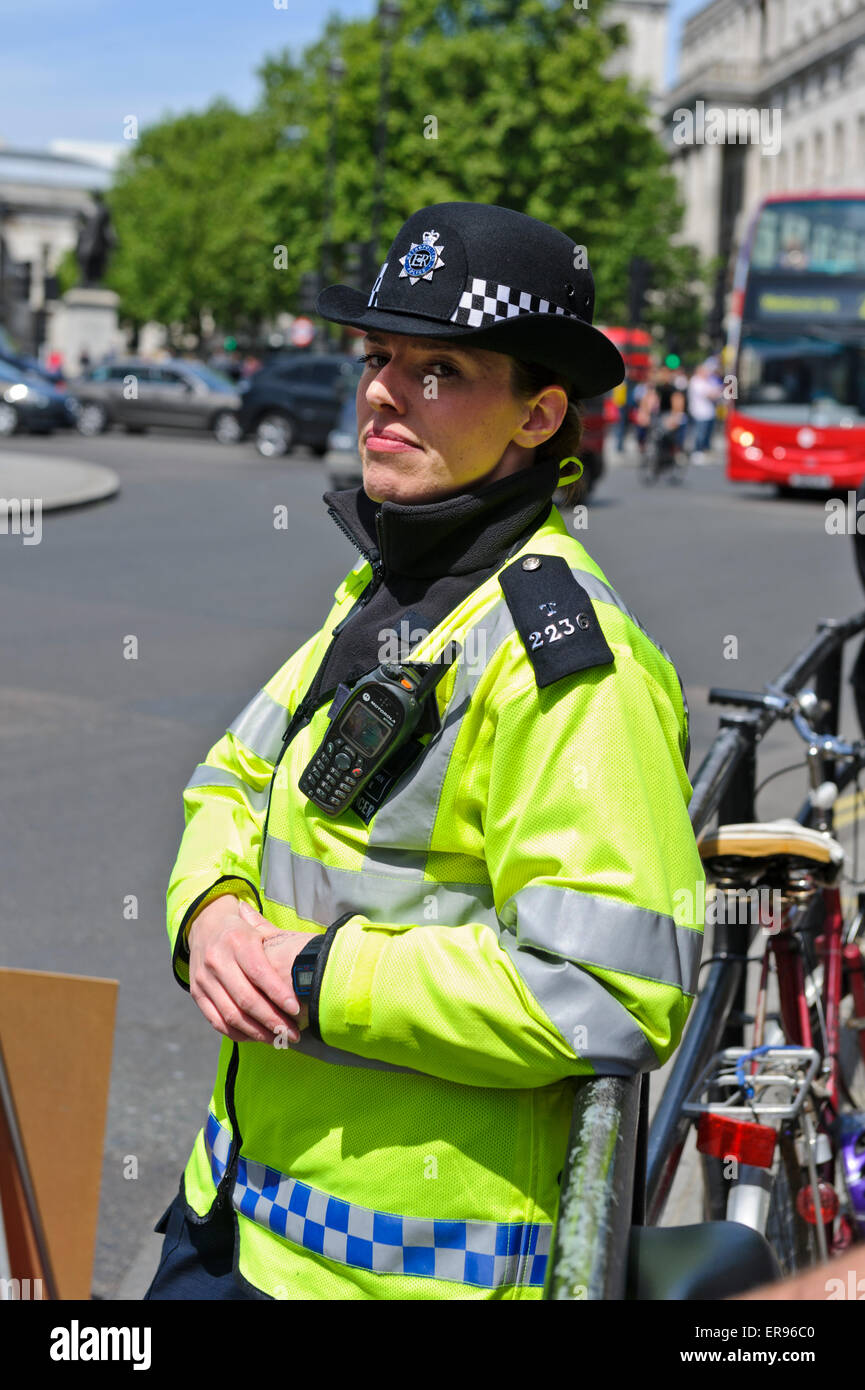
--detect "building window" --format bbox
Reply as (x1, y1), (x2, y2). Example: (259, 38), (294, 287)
(813, 129), (824, 186)
(794, 138), (806, 186)
(833, 122), (845, 184)
(778, 147), (789, 194)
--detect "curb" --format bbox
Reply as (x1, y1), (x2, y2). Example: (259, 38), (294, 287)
(0, 450), (119, 515)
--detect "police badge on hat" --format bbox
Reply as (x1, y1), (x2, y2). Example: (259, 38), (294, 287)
(399, 230), (445, 283)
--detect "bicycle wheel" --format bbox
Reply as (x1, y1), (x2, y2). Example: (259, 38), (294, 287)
(765, 1128), (821, 1276)
(640, 440), (660, 485)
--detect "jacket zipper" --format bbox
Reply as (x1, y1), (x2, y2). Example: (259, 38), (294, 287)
(215, 508), (384, 1214)
(327, 505), (384, 636)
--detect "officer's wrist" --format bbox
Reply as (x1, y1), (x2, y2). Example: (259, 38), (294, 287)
(185, 894), (238, 951)
(307, 917), (352, 1041)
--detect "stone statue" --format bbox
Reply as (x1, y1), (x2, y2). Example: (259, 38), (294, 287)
(75, 194), (117, 287)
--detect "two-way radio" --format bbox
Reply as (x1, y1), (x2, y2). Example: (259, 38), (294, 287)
(298, 645), (460, 817)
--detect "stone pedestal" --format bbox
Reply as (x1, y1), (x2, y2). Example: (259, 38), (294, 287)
(45, 287), (123, 376)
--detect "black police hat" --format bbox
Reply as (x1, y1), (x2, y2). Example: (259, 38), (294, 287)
(315, 202), (626, 399)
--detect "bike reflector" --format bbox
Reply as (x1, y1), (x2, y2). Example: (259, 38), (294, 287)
(796, 1181), (839, 1226)
(696, 1113), (777, 1168)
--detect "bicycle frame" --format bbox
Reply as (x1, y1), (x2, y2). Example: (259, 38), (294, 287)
(747, 879), (864, 1254)
(647, 609), (865, 1228)
(546, 607), (865, 1296)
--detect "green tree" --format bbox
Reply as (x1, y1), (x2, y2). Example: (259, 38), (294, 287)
(260, 0), (706, 343)
(105, 0), (711, 357)
(105, 100), (297, 343)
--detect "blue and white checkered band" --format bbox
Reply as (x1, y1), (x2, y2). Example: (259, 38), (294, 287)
(204, 1111), (551, 1290)
(450, 276), (584, 329)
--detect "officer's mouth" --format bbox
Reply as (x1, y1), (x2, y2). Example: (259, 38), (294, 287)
(364, 427), (423, 453)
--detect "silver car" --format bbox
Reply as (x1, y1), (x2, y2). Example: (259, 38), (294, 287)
(67, 358), (244, 442)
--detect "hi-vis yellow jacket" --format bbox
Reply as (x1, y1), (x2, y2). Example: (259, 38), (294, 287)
(165, 501), (705, 1301)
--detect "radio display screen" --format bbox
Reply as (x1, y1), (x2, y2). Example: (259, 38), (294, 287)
(342, 702), (390, 756)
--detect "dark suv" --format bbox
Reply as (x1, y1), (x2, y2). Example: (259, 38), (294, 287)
(237, 353), (362, 458)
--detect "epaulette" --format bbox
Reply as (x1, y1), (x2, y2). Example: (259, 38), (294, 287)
(499, 553), (615, 689)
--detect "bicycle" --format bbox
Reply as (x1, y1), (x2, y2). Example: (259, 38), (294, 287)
(681, 686), (865, 1275)
(638, 416), (688, 486)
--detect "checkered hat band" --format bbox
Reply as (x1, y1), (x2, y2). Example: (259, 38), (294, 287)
(449, 276), (584, 330)
(205, 1111), (550, 1290)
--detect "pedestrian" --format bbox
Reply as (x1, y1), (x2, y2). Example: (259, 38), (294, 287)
(687, 361), (723, 463)
(635, 364), (687, 466)
(146, 201), (704, 1301)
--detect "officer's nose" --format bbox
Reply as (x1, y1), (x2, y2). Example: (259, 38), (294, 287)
(364, 364), (409, 414)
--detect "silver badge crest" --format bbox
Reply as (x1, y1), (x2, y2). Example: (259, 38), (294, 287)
(399, 230), (445, 283)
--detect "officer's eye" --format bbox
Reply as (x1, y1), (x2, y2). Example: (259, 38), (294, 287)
(356, 353), (459, 378)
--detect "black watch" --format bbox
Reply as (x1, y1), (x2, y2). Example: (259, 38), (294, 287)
(291, 937), (325, 998)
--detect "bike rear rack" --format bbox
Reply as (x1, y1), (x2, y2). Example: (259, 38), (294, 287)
(681, 1046), (822, 1123)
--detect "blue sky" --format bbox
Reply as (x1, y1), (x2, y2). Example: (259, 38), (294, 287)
(1, 0), (707, 151)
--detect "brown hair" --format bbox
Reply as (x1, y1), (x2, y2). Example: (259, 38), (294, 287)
(508, 358), (587, 508)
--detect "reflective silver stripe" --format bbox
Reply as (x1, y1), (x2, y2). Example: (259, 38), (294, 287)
(184, 764), (270, 814)
(290, 1029), (420, 1074)
(498, 931), (659, 1074)
(228, 688), (288, 765)
(204, 1113), (551, 1288)
(262, 836), (497, 929)
(501, 883), (702, 996)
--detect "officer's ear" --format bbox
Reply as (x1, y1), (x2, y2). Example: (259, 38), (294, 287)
(512, 383), (569, 451)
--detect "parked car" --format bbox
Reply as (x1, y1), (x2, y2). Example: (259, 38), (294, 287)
(236, 353), (362, 458)
(326, 391), (610, 494)
(325, 392), (363, 489)
(0, 326), (64, 388)
(66, 358), (244, 441)
(0, 359), (77, 437)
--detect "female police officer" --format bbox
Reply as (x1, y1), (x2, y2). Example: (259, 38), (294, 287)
(146, 202), (705, 1300)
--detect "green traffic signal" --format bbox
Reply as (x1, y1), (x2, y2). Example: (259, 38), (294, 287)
(664, 353), (681, 369)
(224, 337), (238, 351)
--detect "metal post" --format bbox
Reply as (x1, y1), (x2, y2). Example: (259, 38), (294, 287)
(321, 56), (346, 349)
(367, 2), (401, 291)
(545, 1075), (642, 1300)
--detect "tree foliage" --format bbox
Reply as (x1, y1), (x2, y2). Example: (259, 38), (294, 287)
(105, 0), (707, 349)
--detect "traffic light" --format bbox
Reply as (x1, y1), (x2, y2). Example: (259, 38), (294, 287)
(13, 261), (32, 302)
(297, 271), (322, 315)
(627, 256), (652, 327)
(664, 334), (682, 370)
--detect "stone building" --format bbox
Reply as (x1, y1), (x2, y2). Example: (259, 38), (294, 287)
(0, 141), (119, 357)
(662, 0), (865, 343)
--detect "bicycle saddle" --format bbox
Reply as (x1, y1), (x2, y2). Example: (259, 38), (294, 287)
(698, 819), (844, 883)
(627, 1221), (781, 1300)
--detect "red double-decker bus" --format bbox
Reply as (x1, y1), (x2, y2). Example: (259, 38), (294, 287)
(725, 192), (865, 493)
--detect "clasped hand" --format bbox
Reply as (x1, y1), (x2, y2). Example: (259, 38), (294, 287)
(187, 895), (317, 1044)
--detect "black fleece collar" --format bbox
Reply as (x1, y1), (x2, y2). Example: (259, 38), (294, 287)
(323, 454), (561, 579)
